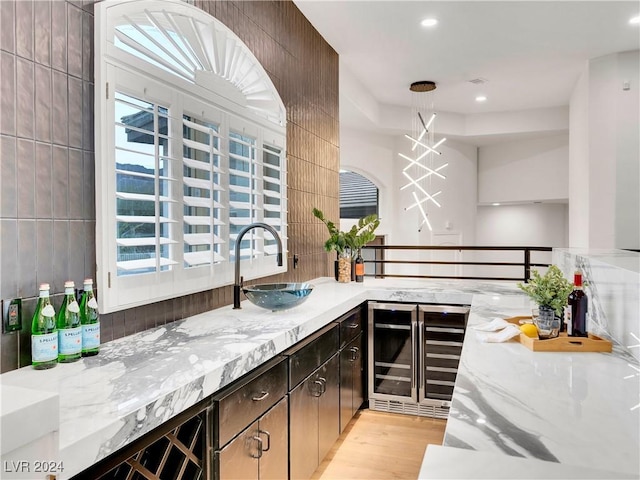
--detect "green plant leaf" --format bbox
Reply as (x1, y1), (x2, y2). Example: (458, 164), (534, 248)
(517, 265), (574, 316)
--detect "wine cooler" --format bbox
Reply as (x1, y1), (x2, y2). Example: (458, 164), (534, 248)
(368, 302), (470, 419)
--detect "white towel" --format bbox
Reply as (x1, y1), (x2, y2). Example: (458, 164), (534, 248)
(472, 317), (511, 332)
(475, 324), (522, 343)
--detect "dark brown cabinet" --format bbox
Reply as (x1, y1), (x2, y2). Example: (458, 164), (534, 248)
(336, 305), (365, 433)
(213, 356), (289, 480)
(216, 397), (288, 480)
(339, 333), (363, 432)
(71, 305), (368, 480)
(286, 323), (341, 480)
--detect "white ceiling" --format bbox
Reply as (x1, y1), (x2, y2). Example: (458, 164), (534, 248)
(294, 1), (640, 123)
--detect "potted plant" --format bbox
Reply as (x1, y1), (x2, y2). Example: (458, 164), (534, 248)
(344, 214), (380, 280)
(517, 265), (573, 339)
(313, 208), (380, 283)
(312, 208), (351, 282)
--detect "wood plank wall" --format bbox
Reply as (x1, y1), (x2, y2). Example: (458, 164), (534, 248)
(195, 0), (340, 284)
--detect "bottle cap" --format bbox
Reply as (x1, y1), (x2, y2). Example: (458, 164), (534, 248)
(64, 280), (75, 288)
(83, 278), (93, 286)
(574, 272), (583, 286)
(39, 283), (50, 291)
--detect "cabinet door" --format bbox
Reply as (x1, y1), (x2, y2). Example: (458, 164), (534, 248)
(217, 420), (259, 480)
(351, 334), (364, 418)
(340, 345), (353, 433)
(340, 333), (364, 432)
(289, 375), (319, 480)
(258, 397), (288, 480)
(318, 353), (340, 463)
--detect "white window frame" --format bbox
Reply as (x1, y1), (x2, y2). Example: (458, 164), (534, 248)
(95, 0), (287, 313)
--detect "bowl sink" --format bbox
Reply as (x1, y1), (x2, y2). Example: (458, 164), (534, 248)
(242, 283), (314, 311)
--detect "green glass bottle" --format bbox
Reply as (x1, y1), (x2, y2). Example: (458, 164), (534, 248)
(57, 280), (82, 362)
(31, 283), (58, 369)
(80, 278), (100, 357)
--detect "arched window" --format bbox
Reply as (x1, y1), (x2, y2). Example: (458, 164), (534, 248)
(95, 0), (287, 313)
(339, 170), (379, 219)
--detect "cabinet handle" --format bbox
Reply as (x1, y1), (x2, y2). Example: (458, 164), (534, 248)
(250, 435), (263, 459)
(349, 346), (359, 361)
(317, 376), (327, 395)
(252, 391), (269, 402)
(259, 429), (271, 452)
(347, 323), (359, 329)
(312, 380), (323, 397)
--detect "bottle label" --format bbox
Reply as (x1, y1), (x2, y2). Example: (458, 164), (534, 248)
(88, 297), (98, 310)
(355, 263), (365, 276)
(67, 300), (80, 313)
(32, 333), (58, 362)
(82, 323), (100, 349)
(564, 305), (573, 336)
(59, 327), (82, 355)
(42, 304), (55, 317)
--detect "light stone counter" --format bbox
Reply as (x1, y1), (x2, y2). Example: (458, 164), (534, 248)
(419, 445), (638, 479)
(0, 277), (638, 479)
(441, 292), (639, 478)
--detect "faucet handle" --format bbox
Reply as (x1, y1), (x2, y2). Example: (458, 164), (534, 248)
(240, 275), (244, 287)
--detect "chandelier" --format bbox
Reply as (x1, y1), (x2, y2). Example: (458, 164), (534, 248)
(400, 81), (447, 232)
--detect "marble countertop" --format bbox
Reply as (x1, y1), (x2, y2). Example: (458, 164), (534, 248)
(419, 445), (638, 479)
(443, 292), (640, 478)
(0, 385), (58, 456)
(1, 277), (638, 479)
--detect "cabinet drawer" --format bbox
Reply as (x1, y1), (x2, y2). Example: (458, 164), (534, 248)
(213, 356), (288, 448)
(337, 306), (363, 348)
(286, 323), (339, 389)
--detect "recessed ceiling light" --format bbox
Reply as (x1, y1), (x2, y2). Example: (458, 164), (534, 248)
(420, 18), (438, 27)
(476, 95), (487, 102)
(492, 203), (500, 206)
(630, 15), (640, 24)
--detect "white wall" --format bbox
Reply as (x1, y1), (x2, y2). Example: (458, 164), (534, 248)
(341, 125), (478, 276)
(339, 127), (396, 239)
(613, 51), (639, 250)
(569, 67), (590, 248)
(478, 134), (569, 204)
(476, 203), (568, 247)
(471, 203), (567, 278)
(570, 50), (640, 249)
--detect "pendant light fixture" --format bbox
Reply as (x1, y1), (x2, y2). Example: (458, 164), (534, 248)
(400, 81), (447, 232)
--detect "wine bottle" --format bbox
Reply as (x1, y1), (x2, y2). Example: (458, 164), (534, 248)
(567, 271), (588, 337)
(31, 283), (58, 369)
(80, 278), (100, 357)
(57, 280), (82, 362)
(355, 249), (365, 283)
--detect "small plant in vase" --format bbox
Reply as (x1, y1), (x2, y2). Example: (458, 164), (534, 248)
(312, 208), (380, 283)
(312, 208), (351, 282)
(345, 214), (380, 281)
(517, 265), (573, 339)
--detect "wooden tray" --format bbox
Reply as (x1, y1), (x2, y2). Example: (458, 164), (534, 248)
(505, 316), (612, 353)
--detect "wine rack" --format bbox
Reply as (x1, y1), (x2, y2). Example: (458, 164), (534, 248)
(73, 402), (209, 480)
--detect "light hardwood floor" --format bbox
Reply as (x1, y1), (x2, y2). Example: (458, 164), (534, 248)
(311, 409), (447, 480)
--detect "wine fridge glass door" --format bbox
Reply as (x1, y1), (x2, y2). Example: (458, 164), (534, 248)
(368, 303), (417, 402)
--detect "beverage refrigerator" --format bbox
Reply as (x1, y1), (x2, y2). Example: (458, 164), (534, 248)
(367, 302), (470, 418)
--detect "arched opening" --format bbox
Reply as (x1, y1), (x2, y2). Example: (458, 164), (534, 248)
(339, 170), (383, 277)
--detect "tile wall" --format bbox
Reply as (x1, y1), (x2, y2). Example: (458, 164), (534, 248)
(0, 0), (339, 372)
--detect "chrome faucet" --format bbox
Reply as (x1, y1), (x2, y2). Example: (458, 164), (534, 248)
(233, 222), (284, 309)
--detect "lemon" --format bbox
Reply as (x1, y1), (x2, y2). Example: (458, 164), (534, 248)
(519, 323), (538, 338)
